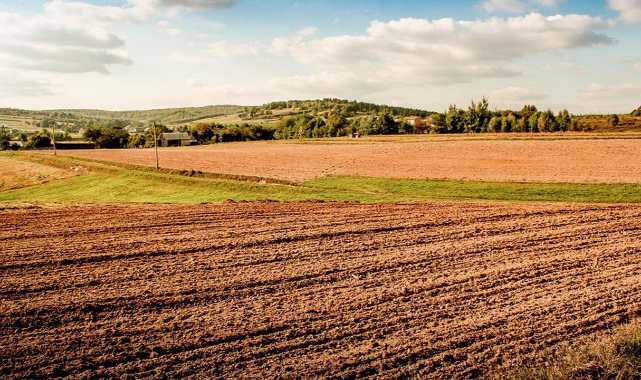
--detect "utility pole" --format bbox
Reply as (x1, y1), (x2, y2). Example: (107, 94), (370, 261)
(51, 123), (57, 156)
(153, 122), (159, 169)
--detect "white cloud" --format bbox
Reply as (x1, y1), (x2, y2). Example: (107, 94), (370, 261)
(0, 12), (132, 74)
(482, 0), (526, 13)
(0, 0), (242, 76)
(583, 83), (641, 99)
(44, 0), (242, 25)
(269, 27), (318, 55)
(272, 13), (614, 85)
(490, 86), (547, 100)
(480, 0), (559, 13)
(609, 0), (641, 24)
(44, 0), (151, 25)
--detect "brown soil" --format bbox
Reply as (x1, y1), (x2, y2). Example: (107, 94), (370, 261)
(2, 201), (641, 379)
(50, 136), (641, 183)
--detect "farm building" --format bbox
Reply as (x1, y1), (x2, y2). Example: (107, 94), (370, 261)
(125, 125), (147, 134)
(405, 117), (418, 126)
(160, 132), (195, 147)
(54, 141), (97, 150)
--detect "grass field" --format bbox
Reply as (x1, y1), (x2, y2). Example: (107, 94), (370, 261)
(0, 114), (41, 132)
(2, 152), (641, 204)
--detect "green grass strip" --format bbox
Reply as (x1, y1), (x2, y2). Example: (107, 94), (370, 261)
(3, 153), (641, 204)
(304, 175), (641, 203)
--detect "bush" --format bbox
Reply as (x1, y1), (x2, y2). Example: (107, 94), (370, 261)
(24, 133), (51, 149)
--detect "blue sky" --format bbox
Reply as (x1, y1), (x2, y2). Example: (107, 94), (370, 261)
(0, 0), (640, 113)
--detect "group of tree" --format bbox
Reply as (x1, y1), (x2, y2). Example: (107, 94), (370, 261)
(176, 122), (276, 143)
(82, 127), (131, 149)
(436, 100), (579, 134)
(632, 106), (641, 117)
(258, 99), (433, 120)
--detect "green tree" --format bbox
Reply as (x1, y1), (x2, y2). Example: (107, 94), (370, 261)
(378, 110), (398, 135)
(558, 110), (572, 131)
(0, 131), (10, 151)
(609, 114), (620, 127)
(538, 110), (558, 133)
(326, 114), (349, 137)
(488, 116), (502, 133)
(445, 105), (464, 133)
(502, 114), (517, 133)
(429, 114), (447, 134)
(84, 127), (130, 148)
(463, 97), (490, 133)
(25, 133), (52, 149)
(194, 123), (214, 143)
(528, 112), (540, 132)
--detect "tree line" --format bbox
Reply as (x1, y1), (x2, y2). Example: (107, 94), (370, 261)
(2, 102), (641, 151)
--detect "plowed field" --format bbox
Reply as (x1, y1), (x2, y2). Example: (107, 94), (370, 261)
(2, 201), (641, 379)
(50, 137), (641, 183)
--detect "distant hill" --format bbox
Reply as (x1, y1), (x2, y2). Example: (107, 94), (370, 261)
(0, 99), (435, 130)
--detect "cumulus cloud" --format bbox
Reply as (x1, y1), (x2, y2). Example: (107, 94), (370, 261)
(0, 12), (132, 74)
(43, 1), (151, 24)
(609, 0), (641, 24)
(480, 0), (560, 13)
(583, 83), (641, 99)
(271, 13), (614, 85)
(1, 0), (242, 76)
(269, 27), (318, 55)
(44, 0), (242, 25)
(490, 87), (547, 100)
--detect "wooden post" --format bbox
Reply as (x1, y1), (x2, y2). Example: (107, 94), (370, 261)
(153, 122), (159, 169)
(51, 123), (57, 156)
